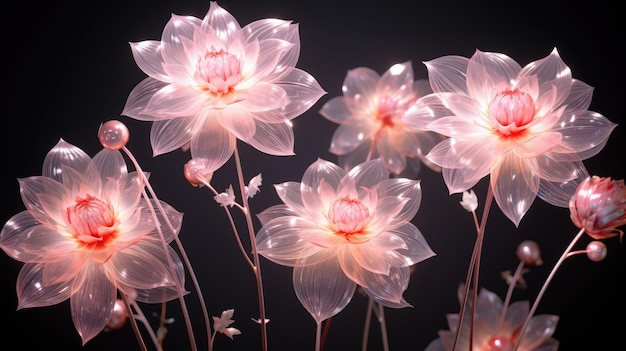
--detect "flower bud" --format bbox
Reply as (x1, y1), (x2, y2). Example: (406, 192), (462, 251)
(569, 176), (626, 240)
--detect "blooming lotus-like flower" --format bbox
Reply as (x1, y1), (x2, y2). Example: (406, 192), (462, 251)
(403, 48), (617, 226)
(425, 285), (559, 351)
(255, 158), (435, 323)
(319, 61), (447, 176)
(122, 1), (326, 172)
(569, 175), (626, 240)
(0, 139), (185, 345)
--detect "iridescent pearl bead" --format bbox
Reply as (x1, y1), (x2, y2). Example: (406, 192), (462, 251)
(586, 241), (607, 262)
(184, 158), (213, 187)
(106, 299), (128, 331)
(98, 120), (130, 150)
(516, 240), (543, 266)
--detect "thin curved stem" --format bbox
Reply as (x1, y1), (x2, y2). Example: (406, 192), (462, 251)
(512, 228), (586, 351)
(361, 297), (374, 351)
(123, 147), (204, 351)
(498, 261), (525, 331)
(452, 184), (494, 351)
(315, 320), (323, 351)
(320, 317), (332, 351)
(120, 292), (149, 351)
(376, 303), (390, 351)
(233, 145), (268, 351)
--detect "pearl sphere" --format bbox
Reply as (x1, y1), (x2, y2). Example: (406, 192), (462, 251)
(586, 241), (607, 262)
(516, 240), (542, 266)
(98, 120), (130, 150)
(106, 299), (128, 330)
(184, 158), (213, 187)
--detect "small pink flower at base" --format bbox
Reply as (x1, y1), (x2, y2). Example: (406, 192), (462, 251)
(319, 61), (448, 177)
(569, 175), (626, 240)
(122, 1), (326, 173)
(0, 139), (185, 345)
(425, 285), (559, 351)
(403, 48), (617, 226)
(255, 158), (435, 323)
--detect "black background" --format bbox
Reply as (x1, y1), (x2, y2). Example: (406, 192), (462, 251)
(2, 1), (623, 350)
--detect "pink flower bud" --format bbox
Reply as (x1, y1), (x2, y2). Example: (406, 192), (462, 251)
(569, 176), (626, 240)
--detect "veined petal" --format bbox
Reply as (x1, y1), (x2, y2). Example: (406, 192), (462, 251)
(491, 154), (540, 226)
(434, 93), (490, 129)
(347, 158), (389, 189)
(144, 199), (183, 243)
(537, 158), (589, 207)
(256, 204), (298, 226)
(129, 41), (171, 82)
(403, 93), (451, 129)
(293, 255), (356, 324)
(216, 105), (256, 141)
(107, 241), (181, 289)
(256, 216), (322, 266)
(150, 117), (195, 156)
(274, 183), (306, 215)
(426, 115), (489, 139)
(520, 315), (560, 349)
(42, 139), (91, 182)
(467, 49), (522, 102)
(513, 132), (562, 158)
(329, 121), (375, 155)
(16, 262), (73, 309)
(319, 96), (352, 124)
(161, 14), (202, 67)
(378, 61), (414, 92)
(240, 39), (293, 88)
(376, 178), (422, 219)
(201, 2), (244, 44)
(563, 79), (594, 111)
(144, 84), (204, 118)
(423, 55), (470, 95)
(1, 212), (61, 261)
(554, 110), (617, 159)
(19, 176), (71, 226)
(348, 244), (393, 275)
(247, 119), (295, 156)
(122, 78), (170, 121)
(89, 148), (127, 184)
(275, 68), (327, 120)
(237, 83), (289, 113)
(519, 48), (572, 107)
(337, 141), (375, 173)
(342, 67), (380, 101)
(301, 159), (345, 198)
(70, 263), (116, 345)
(387, 223), (436, 265)
(377, 135), (407, 175)
(41, 253), (85, 286)
(188, 116), (237, 170)
(442, 166), (486, 195)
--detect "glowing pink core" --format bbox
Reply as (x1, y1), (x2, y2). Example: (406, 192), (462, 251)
(489, 88), (535, 136)
(376, 96), (402, 128)
(66, 194), (118, 249)
(329, 196), (370, 240)
(483, 335), (515, 351)
(197, 50), (241, 95)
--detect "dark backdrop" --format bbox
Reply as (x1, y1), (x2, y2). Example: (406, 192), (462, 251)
(2, 1), (623, 350)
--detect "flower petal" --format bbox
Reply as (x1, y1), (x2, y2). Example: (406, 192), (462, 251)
(246, 119), (295, 156)
(491, 154), (540, 226)
(189, 113), (237, 171)
(16, 262), (73, 309)
(256, 216), (323, 266)
(42, 139), (91, 182)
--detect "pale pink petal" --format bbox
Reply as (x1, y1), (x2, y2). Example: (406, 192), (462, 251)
(563, 79), (594, 111)
(256, 204), (297, 226)
(275, 68), (327, 120)
(513, 132), (562, 158)
(554, 109), (617, 159)
(423, 55), (470, 95)
(122, 78), (169, 121)
(337, 141), (374, 173)
(189, 113), (236, 171)
(342, 67), (380, 100)
(216, 105), (256, 141)
(366, 231), (409, 252)
(1, 212), (55, 261)
(293, 255), (356, 324)
(42, 139), (91, 182)
(42, 254), (85, 286)
(122, 283), (188, 304)
(442, 166), (487, 195)
(376, 178), (422, 223)
(273, 183), (306, 216)
(348, 245), (393, 275)
(355, 262), (411, 307)
(329, 121), (376, 155)
(142, 199), (184, 243)
(144, 84), (204, 118)
(505, 300), (530, 327)
(256, 216), (323, 266)
(347, 158), (389, 189)
(537, 158), (589, 207)
(377, 61), (414, 93)
(111, 173), (144, 222)
(107, 241), (183, 289)
(403, 93), (451, 129)
(319, 96), (352, 124)
(376, 133), (407, 175)
(129, 41), (171, 82)
(201, 2), (243, 43)
(386, 223), (436, 265)
(247, 119), (295, 156)
(491, 155), (540, 226)
(150, 117), (196, 156)
(243, 20), (300, 81)
(426, 115), (489, 139)
(89, 148), (127, 184)
(519, 48), (572, 107)
(301, 159), (344, 211)
(161, 14), (202, 67)
(236, 82), (288, 113)
(239, 39), (293, 89)
(433, 93), (490, 129)
(467, 50), (521, 102)
(70, 263), (116, 345)
(18, 176), (70, 226)
(16, 262), (73, 309)
(520, 315), (560, 349)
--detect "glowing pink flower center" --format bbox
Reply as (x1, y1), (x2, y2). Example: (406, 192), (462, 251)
(197, 50), (241, 95)
(376, 96), (402, 128)
(489, 88), (535, 136)
(66, 194), (118, 248)
(329, 197), (370, 239)
(483, 335), (515, 351)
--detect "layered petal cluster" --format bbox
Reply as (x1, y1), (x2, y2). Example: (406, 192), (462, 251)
(425, 285), (559, 351)
(403, 48), (617, 226)
(319, 61), (448, 176)
(569, 175), (626, 240)
(0, 139), (185, 345)
(255, 158), (435, 323)
(122, 1), (326, 172)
